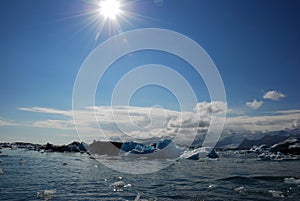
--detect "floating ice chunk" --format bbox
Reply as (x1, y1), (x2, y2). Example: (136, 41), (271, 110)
(111, 181), (126, 187)
(208, 184), (216, 189)
(111, 180), (132, 190)
(284, 177), (300, 185)
(180, 147), (219, 160)
(37, 190), (56, 199)
(268, 190), (284, 198)
(0, 167), (3, 174)
(124, 183), (132, 188)
(234, 186), (247, 194)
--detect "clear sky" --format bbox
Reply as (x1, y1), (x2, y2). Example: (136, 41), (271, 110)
(1, 0), (300, 144)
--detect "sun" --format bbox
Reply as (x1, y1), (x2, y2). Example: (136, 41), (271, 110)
(99, 0), (121, 20)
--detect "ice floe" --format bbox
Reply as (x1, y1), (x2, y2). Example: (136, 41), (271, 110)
(36, 189), (56, 199)
(268, 190), (284, 198)
(234, 186), (247, 195)
(111, 180), (132, 189)
(284, 177), (300, 185)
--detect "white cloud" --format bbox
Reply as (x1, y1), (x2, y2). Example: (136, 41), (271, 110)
(18, 102), (300, 143)
(194, 101), (227, 115)
(225, 111), (300, 132)
(0, 118), (18, 126)
(263, 90), (286, 101)
(19, 102), (226, 143)
(19, 107), (72, 116)
(32, 119), (75, 130)
(288, 119), (300, 129)
(273, 109), (300, 115)
(246, 99), (263, 110)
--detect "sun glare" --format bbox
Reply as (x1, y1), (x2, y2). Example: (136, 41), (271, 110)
(99, 0), (121, 19)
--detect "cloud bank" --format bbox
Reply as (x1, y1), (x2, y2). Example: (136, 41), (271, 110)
(16, 101), (300, 144)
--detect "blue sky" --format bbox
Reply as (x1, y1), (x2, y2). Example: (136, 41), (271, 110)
(0, 0), (300, 144)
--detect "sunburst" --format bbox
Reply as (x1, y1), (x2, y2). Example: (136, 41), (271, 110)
(98, 0), (121, 20)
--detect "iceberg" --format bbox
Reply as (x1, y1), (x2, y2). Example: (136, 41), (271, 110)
(179, 147), (219, 160)
(120, 138), (184, 159)
(91, 138), (219, 160)
(121, 142), (156, 154)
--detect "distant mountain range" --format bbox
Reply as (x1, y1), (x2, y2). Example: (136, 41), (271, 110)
(215, 129), (300, 150)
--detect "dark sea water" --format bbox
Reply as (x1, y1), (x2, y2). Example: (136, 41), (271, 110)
(0, 149), (300, 200)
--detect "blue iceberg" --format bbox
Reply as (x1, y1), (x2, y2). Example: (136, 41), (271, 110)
(120, 138), (184, 159)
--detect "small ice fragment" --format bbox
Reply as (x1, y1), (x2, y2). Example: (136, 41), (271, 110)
(0, 168), (3, 174)
(95, 165), (98, 168)
(234, 186), (245, 191)
(37, 189), (56, 199)
(208, 184), (216, 189)
(268, 190), (284, 198)
(111, 181), (126, 187)
(234, 186), (247, 194)
(124, 183), (132, 188)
